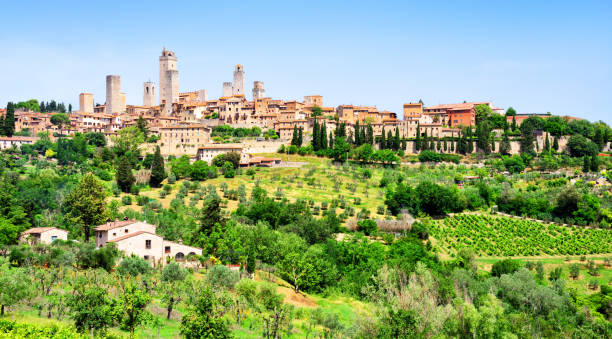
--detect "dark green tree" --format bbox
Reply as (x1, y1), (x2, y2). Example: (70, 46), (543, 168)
(3, 102), (15, 137)
(312, 119), (320, 151)
(291, 125), (298, 146)
(320, 122), (328, 150)
(380, 127), (386, 150)
(64, 173), (108, 241)
(150, 146), (166, 187)
(137, 116), (149, 138)
(116, 156), (135, 192)
(367, 123), (374, 145)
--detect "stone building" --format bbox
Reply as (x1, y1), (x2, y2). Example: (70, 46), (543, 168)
(195, 144), (248, 164)
(233, 64), (245, 96)
(143, 82), (156, 106)
(79, 93), (94, 113)
(20, 227), (68, 245)
(95, 219), (202, 267)
(159, 124), (211, 155)
(105, 75), (122, 114)
(252, 81), (265, 100)
(222, 82), (233, 97)
(159, 48), (179, 114)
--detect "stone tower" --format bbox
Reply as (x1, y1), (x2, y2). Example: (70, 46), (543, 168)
(197, 89), (208, 102)
(252, 81), (265, 100)
(79, 93), (94, 113)
(159, 48), (179, 114)
(105, 75), (122, 114)
(222, 82), (233, 97)
(143, 82), (156, 106)
(232, 64), (244, 96)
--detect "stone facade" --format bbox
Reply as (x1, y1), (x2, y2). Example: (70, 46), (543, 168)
(20, 227), (68, 245)
(252, 81), (265, 100)
(233, 64), (245, 96)
(222, 82), (233, 97)
(159, 48), (179, 114)
(143, 82), (156, 106)
(105, 75), (122, 114)
(79, 93), (94, 113)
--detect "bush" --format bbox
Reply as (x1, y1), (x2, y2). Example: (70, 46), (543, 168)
(136, 195), (148, 206)
(117, 255), (153, 276)
(491, 259), (523, 277)
(206, 264), (239, 289)
(168, 172), (176, 184)
(357, 219), (378, 236)
(418, 150), (460, 163)
(122, 195), (132, 205)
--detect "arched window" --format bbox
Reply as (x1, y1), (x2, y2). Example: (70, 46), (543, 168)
(175, 252), (185, 261)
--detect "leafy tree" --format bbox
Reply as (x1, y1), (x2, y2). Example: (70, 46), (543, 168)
(136, 116), (149, 138)
(117, 255), (153, 276)
(111, 126), (145, 159)
(150, 146), (166, 187)
(198, 197), (225, 240)
(68, 283), (114, 336)
(116, 156), (135, 192)
(491, 259), (523, 277)
(160, 262), (188, 319)
(519, 119), (536, 155)
(180, 287), (232, 339)
(64, 173), (107, 241)
(567, 134), (598, 157)
(357, 219), (378, 236)
(247, 248), (256, 276)
(171, 155), (192, 179)
(212, 152), (240, 169)
(505, 107), (517, 116)
(50, 113), (70, 136)
(117, 281), (151, 336)
(85, 132), (106, 147)
(0, 264), (32, 315)
(331, 137), (350, 162)
(222, 161), (235, 178)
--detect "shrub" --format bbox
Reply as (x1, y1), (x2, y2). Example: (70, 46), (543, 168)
(122, 195), (132, 205)
(206, 265), (239, 289)
(168, 172), (176, 184)
(136, 195), (148, 206)
(491, 259), (523, 277)
(357, 219), (378, 236)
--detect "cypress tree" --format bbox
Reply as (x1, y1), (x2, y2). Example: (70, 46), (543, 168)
(360, 125), (366, 146)
(444, 138), (448, 152)
(429, 136), (435, 150)
(499, 128), (511, 155)
(329, 133), (334, 149)
(313, 119), (319, 150)
(590, 154), (599, 172)
(380, 127), (386, 149)
(553, 135), (559, 152)
(298, 127), (303, 146)
(150, 146), (166, 187)
(511, 116), (517, 131)
(246, 249), (256, 276)
(422, 130), (428, 150)
(490, 133), (496, 152)
(583, 156), (590, 173)
(116, 156), (135, 192)
(320, 122), (327, 149)
(354, 121), (361, 145)
(394, 127), (400, 151)
(387, 129), (393, 150)
(4, 102), (15, 137)
(291, 125), (298, 146)
(436, 138), (441, 151)
(367, 124), (374, 145)
(415, 123), (421, 151)
(544, 132), (550, 152)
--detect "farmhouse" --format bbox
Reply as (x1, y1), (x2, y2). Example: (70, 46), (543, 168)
(19, 227), (68, 245)
(95, 219), (202, 266)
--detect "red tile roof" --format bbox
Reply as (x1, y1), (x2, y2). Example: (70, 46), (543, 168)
(108, 231), (160, 243)
(22, 227), (67, 235)
(95, 219), (139, 231)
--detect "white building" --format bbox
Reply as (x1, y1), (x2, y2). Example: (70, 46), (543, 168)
(95, 219), (202, 267)
(20, 227), (68, 245)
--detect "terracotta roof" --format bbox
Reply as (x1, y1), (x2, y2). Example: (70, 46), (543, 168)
(108, 231), (160, 243)
(22, 227), (67, 235)
(95, 219), (139, 231)
(198, 144), (243, 150)
(162, 240), (201, 251)
(0, 136), (37, 142)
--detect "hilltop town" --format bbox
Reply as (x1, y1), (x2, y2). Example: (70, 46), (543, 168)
(1, 47), (588, 160)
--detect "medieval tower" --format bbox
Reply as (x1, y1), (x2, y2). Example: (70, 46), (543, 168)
(222, 82), (233, 97)
(252, 81), (265, 100)
(232, 64), (245, 96)
(143, 82), (156, 106)
(159, 48), (179, 114)
(105, 75), (122, 114)
(79, 93), (94, 113)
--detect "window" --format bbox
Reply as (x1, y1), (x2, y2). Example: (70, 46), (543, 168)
(144, 255), (149, 260)
(51, 236), (57, 241)
(113, 232), (116, 236)
(165, 246), (171, 254)
(98, 233), (102, 238)
(125, 229), (128, 233)
(145, 240), (152, 249)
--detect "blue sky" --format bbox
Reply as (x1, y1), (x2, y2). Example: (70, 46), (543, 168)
(1, 1), (611, 123)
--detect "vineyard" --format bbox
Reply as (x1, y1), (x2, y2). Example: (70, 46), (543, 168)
(428, 214), (612, 256)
